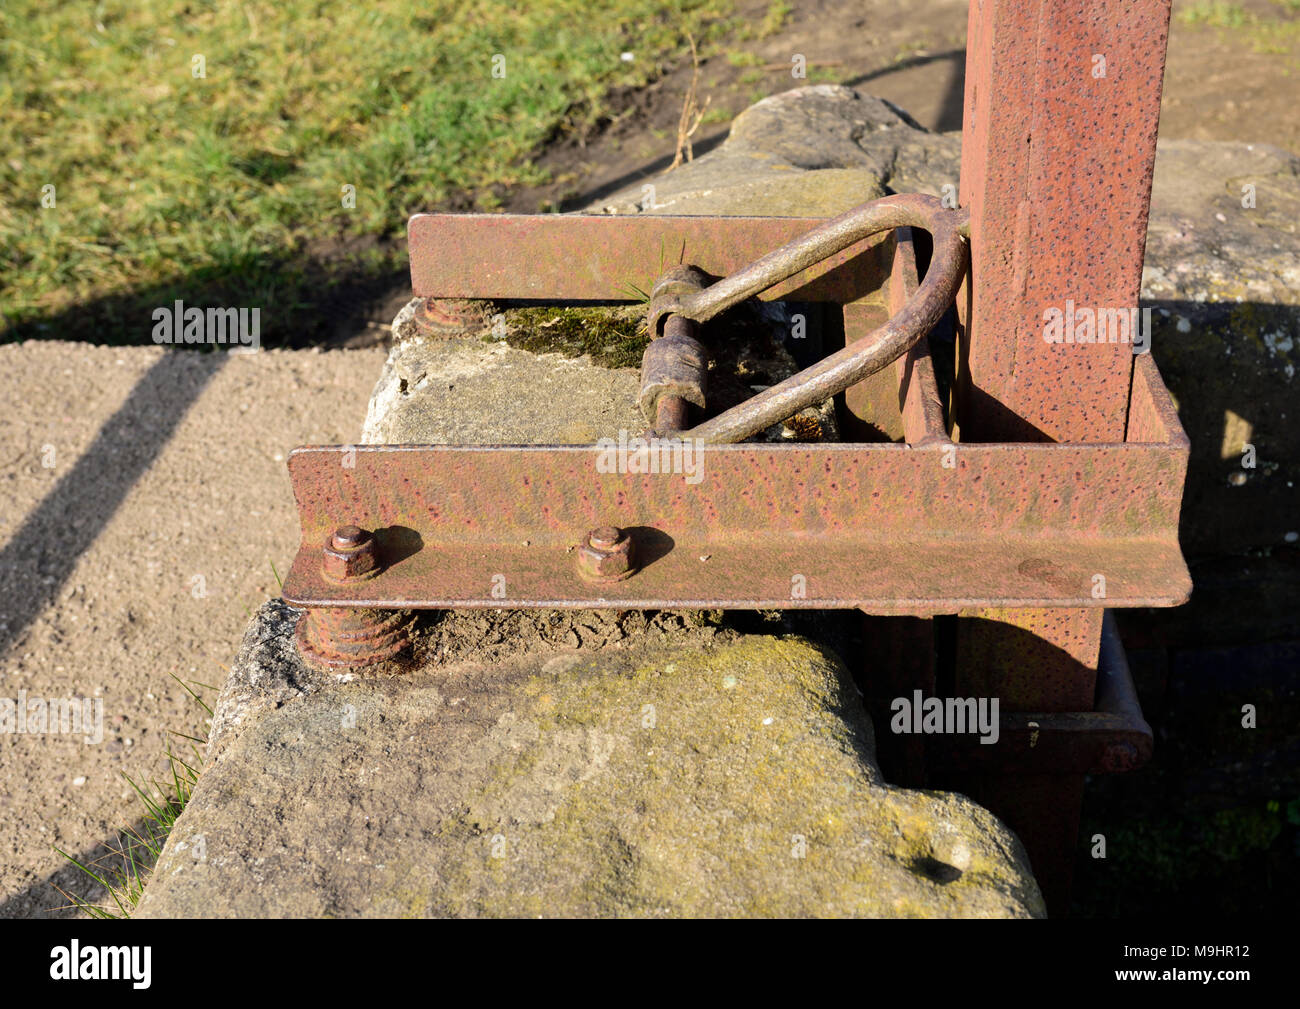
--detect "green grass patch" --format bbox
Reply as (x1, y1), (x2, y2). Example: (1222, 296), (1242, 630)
(758, 0), (794, 39)
(735, 0), (791, 40)
(55, 673), (213, 918)
(1176, 0), (1300, 52)
(1178, 2), (1250, 27)
(1, 0), (730, 346)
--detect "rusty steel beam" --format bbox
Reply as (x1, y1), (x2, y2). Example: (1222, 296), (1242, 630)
(957, 0), (1173, 444)
(280, 360), (1189, 613)
(408, 213), (892, 305)
(928, 613), (1153, 774)
(933, 613), (1146, 915)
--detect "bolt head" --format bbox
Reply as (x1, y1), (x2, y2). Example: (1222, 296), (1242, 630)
(322, 526), (380, 581)
(577, 526), (636, 581)
(332, 524), (368, 550)
(588, 525), (623, 550)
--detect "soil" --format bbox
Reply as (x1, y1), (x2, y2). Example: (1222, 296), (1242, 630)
(0, 343), (385, 917)
(503, 0), (1300, 214)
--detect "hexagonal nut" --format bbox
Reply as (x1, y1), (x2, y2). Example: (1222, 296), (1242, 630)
(576, 527), (636, 582)
(321, 528), (381, 582)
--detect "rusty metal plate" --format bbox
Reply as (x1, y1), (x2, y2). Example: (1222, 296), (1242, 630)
(408, 213), (891, 304)
(280, 434), (1190, 614)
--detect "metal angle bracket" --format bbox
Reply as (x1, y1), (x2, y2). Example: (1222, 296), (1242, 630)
(281, 208), (1191, 618)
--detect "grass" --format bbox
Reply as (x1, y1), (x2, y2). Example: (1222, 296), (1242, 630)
(57, 559), (284, 915)
(734, 0), (792, 40)
(757, 0), (794, 39)
(1, 0), (731, 346)
(1178, 2), (1251, 27)
(54, 673), (213, 918)
(1176, 0), (1300, 54)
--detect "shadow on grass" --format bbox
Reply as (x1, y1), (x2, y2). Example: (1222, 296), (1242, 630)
(2, 239), (410, 350)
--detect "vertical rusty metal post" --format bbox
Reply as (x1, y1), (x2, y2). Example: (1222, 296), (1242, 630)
(956, 0), (1171, 444)
(950, 0), (1173, 914)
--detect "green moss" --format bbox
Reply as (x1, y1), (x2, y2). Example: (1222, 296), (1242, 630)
(494, 304), (649, 369)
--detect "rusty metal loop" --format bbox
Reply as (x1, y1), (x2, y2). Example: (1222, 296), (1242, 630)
(647, 193), (969, 445)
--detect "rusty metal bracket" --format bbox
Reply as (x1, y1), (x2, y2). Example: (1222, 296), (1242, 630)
(278, 0), (1187, 921)
(925, 612), (1153, 774)
(280, 355), (1189, 613)
(283, 208), (1190, 618)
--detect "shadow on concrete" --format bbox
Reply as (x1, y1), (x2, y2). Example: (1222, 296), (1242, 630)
(0, 817), (160, 918)
(0, 352), (227, 661)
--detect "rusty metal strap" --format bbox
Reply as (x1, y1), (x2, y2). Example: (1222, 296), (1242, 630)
(279, 424), (1191, 614)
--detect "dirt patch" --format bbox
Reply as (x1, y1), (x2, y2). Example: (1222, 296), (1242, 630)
(0, 342), (385, 917)
(506, 0), (970, 214)
(503, 0), (1300, 217)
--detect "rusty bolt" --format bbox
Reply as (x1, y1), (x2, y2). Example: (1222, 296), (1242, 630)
(332, 525), (367, 549)
(321, 525), (381, 582)
(411, 297), (492, 337)
(576, 525), (636, 582)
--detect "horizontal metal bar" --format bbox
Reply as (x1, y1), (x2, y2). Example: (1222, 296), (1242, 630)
(279, 430), (1189, 614)
(282, 538), (1187, 614)
(407, 213), (892, 304)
